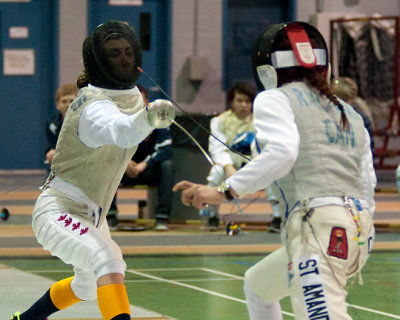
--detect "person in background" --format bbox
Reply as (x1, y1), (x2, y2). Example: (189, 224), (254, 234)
(200, 82), (255, 229)
(201, 82), (281, 231)
(10, 20), (173, 320)
(174, 22), (375, 319)
(331, 76), (375, 157)
(45, 83), (79, 165)
(108, 85), (174, 231)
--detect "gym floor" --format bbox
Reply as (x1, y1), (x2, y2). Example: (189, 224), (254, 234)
(0, 171), (400, 319)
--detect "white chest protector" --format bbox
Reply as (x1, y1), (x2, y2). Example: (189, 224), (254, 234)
(275, 82), (366, 214)
(50, 86), (143, 224)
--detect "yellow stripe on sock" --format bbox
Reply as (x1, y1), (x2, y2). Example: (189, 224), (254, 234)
(97, 283), (131, 320)
(50, 276), (81, 310)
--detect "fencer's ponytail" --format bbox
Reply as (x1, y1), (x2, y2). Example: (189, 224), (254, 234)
(277, 67), (350, 131)
(336, 103), (350, 131)
(76, 69), (90, 89)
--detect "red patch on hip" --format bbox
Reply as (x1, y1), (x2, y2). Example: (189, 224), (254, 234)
(327, 227), (348, 260)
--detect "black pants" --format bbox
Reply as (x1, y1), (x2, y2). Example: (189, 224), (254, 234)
(110, 160), (174, 221)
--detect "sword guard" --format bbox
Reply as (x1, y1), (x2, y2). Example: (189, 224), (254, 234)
(146, 99), (175, 128)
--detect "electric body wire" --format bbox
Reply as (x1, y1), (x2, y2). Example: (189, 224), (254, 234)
(171, 119), (214, 166)
(138, 68), (254, 215)
(172, 119), (245, 214)
(0, 176), (46, 200)
(138, 67), (251, 163)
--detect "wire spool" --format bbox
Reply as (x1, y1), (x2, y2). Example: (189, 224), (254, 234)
(225, 221), (241, 236)
(0, 207), (10, 221)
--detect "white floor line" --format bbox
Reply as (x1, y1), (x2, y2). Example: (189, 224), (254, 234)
(28, 267), (203, 273)
(127, 269), (247, 304)
(347, 304), (400, 319)
(125, 277), (240, 283)
(0, 264), (172, 319)
(201, 267), (245, 280)
(134, 267), (205, 271)
(202, 267), (400, 319)
(127, 269), (295, 318)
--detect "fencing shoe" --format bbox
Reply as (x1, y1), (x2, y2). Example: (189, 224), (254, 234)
(155, 219), (168, 231)
(9, 312), (48, 320)
(9, 312), (21, 320)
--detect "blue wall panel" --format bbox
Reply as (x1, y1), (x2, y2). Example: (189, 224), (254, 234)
(0, 0), (57, 169)
(223, 0), (295, 90)
(87, 0), (171, 103)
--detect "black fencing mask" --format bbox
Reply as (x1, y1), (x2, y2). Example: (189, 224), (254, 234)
(83, 20), (142, 89)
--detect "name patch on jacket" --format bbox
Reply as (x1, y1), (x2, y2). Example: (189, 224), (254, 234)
(323, 119), (355, 147)
(70, 93), (88, 112)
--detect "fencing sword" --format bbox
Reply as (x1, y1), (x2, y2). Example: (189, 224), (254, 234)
(147, 99), (215, 166)
(147, 99), (245, 214)
(140, 67), (247, 215)
(138, 67), (251, 164)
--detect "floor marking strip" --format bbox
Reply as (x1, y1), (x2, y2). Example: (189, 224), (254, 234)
(203, 268), (400, 319)
(125, 278), (240, 283)
(127, 269), (295, 318)
(347, 304), (400, 319)
(128, 269), (246, 303)
(201, 267), (244, 280)
(134, 267), (204, 271)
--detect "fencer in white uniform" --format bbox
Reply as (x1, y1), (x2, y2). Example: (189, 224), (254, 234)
(173, 21), (376, 320)
(11, 21), (174, 320)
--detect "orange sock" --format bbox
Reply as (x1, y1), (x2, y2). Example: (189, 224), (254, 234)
(49, 276), (81, 310)
(97, 284), (131, 320)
